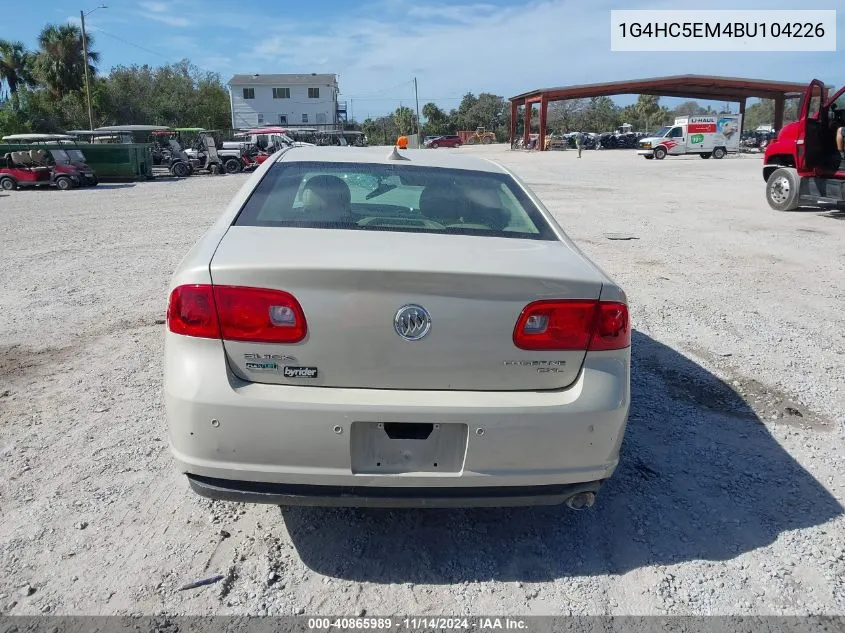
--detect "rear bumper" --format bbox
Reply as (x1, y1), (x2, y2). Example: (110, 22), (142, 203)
(188, 475), (604, 508)
(165, 334), (631, 507)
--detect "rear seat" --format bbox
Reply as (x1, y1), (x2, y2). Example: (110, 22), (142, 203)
(11, 151), (32, 167)
(30, 149), (49, 165)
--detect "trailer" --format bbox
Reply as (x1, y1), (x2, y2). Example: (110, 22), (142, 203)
(65, 130), (154, 180)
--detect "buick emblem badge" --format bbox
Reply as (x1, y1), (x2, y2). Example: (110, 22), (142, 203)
(394, 304), (432, 341)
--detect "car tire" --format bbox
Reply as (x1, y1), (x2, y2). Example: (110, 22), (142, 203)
(765, 167), (801, 211)
(172, 162), (190, 178)
(224, 158), (242, 174)
(431, 142), (439, 148)
(712, 147), (726, 159)
(699, 153), (711, 159)
(55, 176), (72, 191)
(0, 177), (15, 191)
(90, 176), (99, 186)
(653, 146), (667, 160)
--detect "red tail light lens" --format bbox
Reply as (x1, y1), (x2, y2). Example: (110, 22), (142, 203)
(167, 285), (220, 339)
(513, 300), (630, 351)
(167, 284), (307, 343)
(213, 285), (307, 343)
(589, 301), (630, 351)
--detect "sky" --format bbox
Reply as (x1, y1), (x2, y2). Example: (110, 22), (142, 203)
(2, 0), (843, 118)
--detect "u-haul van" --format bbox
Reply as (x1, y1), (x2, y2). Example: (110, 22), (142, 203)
(638, 115), (742, 160)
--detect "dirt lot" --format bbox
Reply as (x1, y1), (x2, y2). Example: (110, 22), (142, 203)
(0, 146), (843, 617)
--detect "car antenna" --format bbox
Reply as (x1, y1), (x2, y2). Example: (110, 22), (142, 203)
(387, 145), (410, 161)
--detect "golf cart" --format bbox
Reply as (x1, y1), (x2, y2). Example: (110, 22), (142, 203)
(147, 130), (196, 177)
(175, 129), (243, 174)
(0, 151), (59, 190)
(1, 134), (98, 186)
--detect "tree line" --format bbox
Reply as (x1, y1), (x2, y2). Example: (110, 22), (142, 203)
(1, 23), (797, 141)
(360, 93), (798, 146)
(0, 25), (231, 137)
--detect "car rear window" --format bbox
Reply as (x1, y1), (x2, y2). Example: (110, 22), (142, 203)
(233, 161), (557, 240)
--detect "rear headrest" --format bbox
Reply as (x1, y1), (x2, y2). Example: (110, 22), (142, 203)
(418, 184), (468, 225)
(462, 186), (510, 230)
(302, 175), (351, 212)
(11, 151), (30, 166)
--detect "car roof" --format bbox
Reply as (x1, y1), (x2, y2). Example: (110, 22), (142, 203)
(276, 146), (507, 173)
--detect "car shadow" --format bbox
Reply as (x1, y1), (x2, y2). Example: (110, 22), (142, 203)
(281, 330), (842, 583)
(94, 183), (137, 189)
(821, 211), (845, 220)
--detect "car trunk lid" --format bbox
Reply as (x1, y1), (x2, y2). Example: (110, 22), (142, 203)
(209, 227), (604, 391)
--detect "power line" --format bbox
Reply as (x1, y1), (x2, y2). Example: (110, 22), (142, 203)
(344, 78), (415, 99)
(94, 27), (222, 77)
(347, 97), (465, 102)
(94, 28), (171, 61)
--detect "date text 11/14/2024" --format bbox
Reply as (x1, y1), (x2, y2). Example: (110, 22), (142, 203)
(307, 617), (529, 630)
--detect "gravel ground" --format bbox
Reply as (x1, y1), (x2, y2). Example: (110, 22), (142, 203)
(0, 147), (843, 617)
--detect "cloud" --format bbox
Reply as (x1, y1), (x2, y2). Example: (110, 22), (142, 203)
(136, 0), (192, 27)
(137, 11), (191, 27)
(140, 1), (171, 12)
(404, 2), (500, 24)
(238, 0), (843, 116)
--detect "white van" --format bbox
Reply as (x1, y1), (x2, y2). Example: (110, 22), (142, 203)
(638, 115), (742, 160)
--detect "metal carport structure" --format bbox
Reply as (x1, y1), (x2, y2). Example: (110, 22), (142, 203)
(509, 75), (823, 151)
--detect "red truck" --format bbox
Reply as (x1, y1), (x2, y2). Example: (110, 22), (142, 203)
(764, 79), (845, 211)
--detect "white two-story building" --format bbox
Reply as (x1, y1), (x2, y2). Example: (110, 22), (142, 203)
(227, 73), (344, 129)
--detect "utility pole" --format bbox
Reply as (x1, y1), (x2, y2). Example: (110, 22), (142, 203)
(80, 5), (107, 131)
(413, 77), (421, 144)
(80, 11), (94, 131)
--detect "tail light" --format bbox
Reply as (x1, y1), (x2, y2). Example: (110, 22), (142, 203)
(167, 285), (220, 339)
(513, 300), (630, 351)
(167, 284), (307, 343)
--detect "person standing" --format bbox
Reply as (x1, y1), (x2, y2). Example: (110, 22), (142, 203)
(576, 132), (584, 158)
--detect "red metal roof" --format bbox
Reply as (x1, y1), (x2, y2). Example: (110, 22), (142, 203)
(510, 74), (821, 104)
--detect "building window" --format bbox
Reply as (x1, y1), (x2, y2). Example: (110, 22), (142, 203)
(308, 88), (320, 99)
(257, 113), (264, 124)
(242, 87), (255, 99)
(302, 113), (309, 123)
(279, 115), (287, 125)
(272, 87), (290, 99)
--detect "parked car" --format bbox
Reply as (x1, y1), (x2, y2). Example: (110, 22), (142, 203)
(425, 135), (463, 148)
(164, 146), (631, 510)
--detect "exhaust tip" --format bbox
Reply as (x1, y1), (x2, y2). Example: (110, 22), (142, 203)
(565, 491), (596, 511)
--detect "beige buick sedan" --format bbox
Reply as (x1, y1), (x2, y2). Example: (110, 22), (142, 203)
(164, 146), (630, 509)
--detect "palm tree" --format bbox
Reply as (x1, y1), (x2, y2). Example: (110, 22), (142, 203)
(35, 23), (99, 100)
(0, 40), (35, 111)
